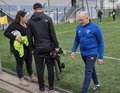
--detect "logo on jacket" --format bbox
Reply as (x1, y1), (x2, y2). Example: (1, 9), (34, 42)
(78, 30), (81, 33)
(45, 20), (48, 22)
(91, 57), (94, 60)
(86, 30), (90, 34)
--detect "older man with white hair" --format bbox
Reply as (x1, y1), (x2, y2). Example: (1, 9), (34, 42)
(71, 11), (104, 93)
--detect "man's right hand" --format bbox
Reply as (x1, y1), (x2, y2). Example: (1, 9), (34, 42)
(15, 36), (21, 43)
(98, 59), (103, 65)
(71, 52), (75, 60)
(31, 49), (35, 54)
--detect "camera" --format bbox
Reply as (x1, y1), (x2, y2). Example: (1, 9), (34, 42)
(50, 48), (66, 72)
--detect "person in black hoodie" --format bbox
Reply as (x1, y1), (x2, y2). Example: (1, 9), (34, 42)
(4, 10), (37, 86)
(28, 3), (59, 92)
(97, 9), (103, 24)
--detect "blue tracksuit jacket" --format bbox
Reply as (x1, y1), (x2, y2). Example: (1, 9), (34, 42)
(72, 21), (104, 59)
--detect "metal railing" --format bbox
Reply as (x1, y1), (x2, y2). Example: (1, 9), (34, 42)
(0, 0), (17, 19)
(59, 0), (82, 22)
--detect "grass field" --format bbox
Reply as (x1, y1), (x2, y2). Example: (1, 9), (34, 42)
(0, 16), (120, 93)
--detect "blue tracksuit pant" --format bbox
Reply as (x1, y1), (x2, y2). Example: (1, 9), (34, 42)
(81, 55), (99, 93)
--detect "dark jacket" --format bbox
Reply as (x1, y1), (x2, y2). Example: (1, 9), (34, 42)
(28, 12), (59, 54)
(112, 9), (116, 16)
(98, 10), (103, 17)
(4, 22), (30, 47)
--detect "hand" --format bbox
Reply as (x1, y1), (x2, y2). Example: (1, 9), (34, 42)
(98, 59), (103, 65)
(15, 36), (21, 43)
(55, 48), (59, 52)
(71, 52), (75, 60)
(32, 50), (35, 54)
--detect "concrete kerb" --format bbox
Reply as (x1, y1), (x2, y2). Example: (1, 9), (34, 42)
(2, 68), (73, 93)
(0, 78), (32, 93)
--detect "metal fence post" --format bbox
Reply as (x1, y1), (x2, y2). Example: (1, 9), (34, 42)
(56, 8), (58, 24)
(109, 7), (110, 17)
(64, 7), (66, 22)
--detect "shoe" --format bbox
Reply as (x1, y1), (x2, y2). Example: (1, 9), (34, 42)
(28, 74), (38, 82)
(49, 87), (54, 93)
(91, 84), (100, 91)
(19, 77), (29, 86)
(49, 89), (55, 93)
(40, 88), (45, 93)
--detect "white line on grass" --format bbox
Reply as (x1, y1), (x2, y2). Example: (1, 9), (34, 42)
(101, 26), (120, 29)
(56, 26), (119, 35)
(64, 50), (120, 61)
(56, 21), (120, 35)
(56, 25), (120, 35)
(56, 29), (75, 34)
(101, 20), (120, 26)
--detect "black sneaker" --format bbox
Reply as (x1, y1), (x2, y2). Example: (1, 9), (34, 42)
(91, 84), (100, 91)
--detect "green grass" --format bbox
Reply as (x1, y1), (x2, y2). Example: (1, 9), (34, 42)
(1, 16), (120, 93)
(0, 88), (12, 93)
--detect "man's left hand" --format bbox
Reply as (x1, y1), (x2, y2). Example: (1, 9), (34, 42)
(98, 59), (103, 65)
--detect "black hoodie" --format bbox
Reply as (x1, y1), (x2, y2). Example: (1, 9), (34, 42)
(28, 12), (59, 54)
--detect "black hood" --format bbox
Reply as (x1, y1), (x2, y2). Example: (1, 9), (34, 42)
(31, 12), (44, 21)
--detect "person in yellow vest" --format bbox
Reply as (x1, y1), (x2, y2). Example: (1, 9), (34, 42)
(111, 9), (116, 21)
(4, 10), (37, 86)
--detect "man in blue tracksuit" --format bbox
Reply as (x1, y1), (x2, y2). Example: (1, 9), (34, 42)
(71, 11), (104, 93)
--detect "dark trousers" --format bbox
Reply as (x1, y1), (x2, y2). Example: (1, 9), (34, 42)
(34, 53), (54, 90)
(11, 45), (33, 78)
(81, 55), (99, 93)
(113, 15), (115, 21)
(98, 17), (102, 23)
